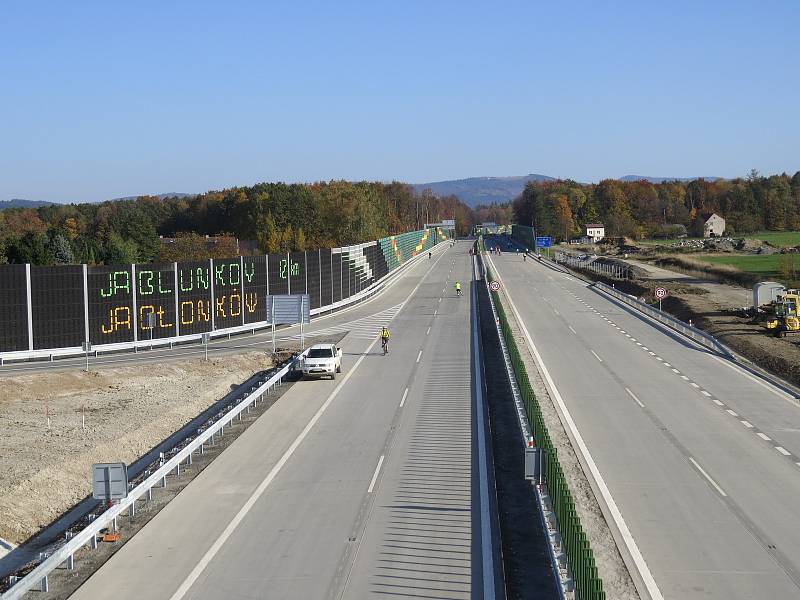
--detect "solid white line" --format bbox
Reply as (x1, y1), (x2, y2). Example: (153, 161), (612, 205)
(741, 420), (754, 428)
(483, 252), (664, 600)
(416, 350), (422, 363)
(426, 326), (431, 335)
(689, 457), (727, 497)
(568, 326), (577, 334)
(590, 350), (603, 362)
(776, 446), (791, 456)
(400, 387), (408, 407)
(758, 432), (772, 441)
(625, 387), (645, 408)
(709, 354), (799, 408)
(367, 455), (385, 493)
(168, 334), (381, 600)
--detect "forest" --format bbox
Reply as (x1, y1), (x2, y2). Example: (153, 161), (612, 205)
(513, 170), (800, 241)
(0, 181), (474, 266)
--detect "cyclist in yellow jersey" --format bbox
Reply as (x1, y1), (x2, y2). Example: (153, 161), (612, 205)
(380, 326), (390, 354)
(455, 281), (462, 297)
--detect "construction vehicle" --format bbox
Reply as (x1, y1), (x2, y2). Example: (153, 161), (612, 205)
(761, 290), (800, 337)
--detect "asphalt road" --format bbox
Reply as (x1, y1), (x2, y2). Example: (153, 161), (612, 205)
(70, 241), (496, 600)
(485, 249), (800, 599)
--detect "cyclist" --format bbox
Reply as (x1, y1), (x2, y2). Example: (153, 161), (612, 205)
(428, 251), (432, 259)
(455, 281), (462, 297)
(380, 326), (390, 354)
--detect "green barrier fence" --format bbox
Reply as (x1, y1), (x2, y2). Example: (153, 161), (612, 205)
(485, 258), (605, 600)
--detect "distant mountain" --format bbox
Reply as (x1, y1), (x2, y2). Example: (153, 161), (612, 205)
(411, 174), (555, 207)
(619, 175), (723, 183)
(108, 192), (195, 202)
(0, 199), (55, 210)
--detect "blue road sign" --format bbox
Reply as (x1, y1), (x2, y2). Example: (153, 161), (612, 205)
(536, 236), (552, 248)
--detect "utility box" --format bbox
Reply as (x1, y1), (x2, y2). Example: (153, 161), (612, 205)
(524, 447), (545, 483)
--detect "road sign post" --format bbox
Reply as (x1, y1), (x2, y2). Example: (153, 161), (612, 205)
(655, 287), (667, 311)
(92, 463), (128, 502)
(82, 341), (92, 373)
(201, 333), (210, 361)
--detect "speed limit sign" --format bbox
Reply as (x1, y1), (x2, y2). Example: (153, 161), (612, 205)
(655, 287), (667, 299)
(490, 281), (501, 292)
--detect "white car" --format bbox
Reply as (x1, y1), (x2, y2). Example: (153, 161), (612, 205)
(302, 343), (342, 379)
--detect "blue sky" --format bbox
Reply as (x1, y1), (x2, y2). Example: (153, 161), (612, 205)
(1, 1), (798, 202)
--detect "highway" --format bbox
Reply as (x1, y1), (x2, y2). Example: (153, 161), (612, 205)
(485, 245), (800, 599)
(70, 241), (498, 600)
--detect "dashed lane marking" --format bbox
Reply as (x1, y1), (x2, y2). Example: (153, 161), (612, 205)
(689, 457), (727, 497)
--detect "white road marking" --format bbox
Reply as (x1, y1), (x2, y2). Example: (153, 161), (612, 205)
(416, 350), (422, 363)
(713, 399), (725, 406)
(167, 333), (381, 600)
(758, 432), (772, 441)
(680, 375), (689, 381)
(672, 369), (681, 374)
(663, 362), (671, 367)
(741, 420), (753, 428)
(434, 309), (437, 316)
(690, 382), (700, 388)
(656, 357), (664, 361)
(649, 351), (657, 356)
(631, 338), (637, 342)
(709, 354), (799, 408)
(367, 455), (385, 493)
(590, 350), (603, 362)
(438, 297), (442, 303)
(568, 326), (577, 334)
(726, 409), (739, 417)
(701, 390), (712, 397)
(426, 326), (431, 335)
(484, 252), (664, 600)
(776, 446), (792, 456)
(625, 387), (645, 408)
(689, 458), (727, 497)
(400, 388), (408, 407)
(636, 342), (643, 346)
(554, 308), (560, 316)
(620, 330), (626, 334)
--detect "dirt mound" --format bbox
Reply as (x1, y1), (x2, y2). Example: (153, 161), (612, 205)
(0, 353), (271, 544)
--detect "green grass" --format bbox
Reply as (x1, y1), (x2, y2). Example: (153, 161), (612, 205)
(750, 231), (800, 247)
(693, 254), (782, 279)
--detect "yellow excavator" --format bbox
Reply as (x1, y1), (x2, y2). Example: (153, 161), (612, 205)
(763, 290), (800, 337)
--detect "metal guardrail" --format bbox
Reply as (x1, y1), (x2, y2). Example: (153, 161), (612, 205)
(1, 242), (452, 598)
(592, 282), (732, 357)
(0, 350), (309, 599)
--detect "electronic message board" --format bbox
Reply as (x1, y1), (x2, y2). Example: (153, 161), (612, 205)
(0, 264), (29, 352)
(268, 253), (288, 296)
(31, 265), (84, 349)
(88, 265), (134, 344)
(176, 261), (212, 335)
(213, 257), (246, 330)
(289, 251), (306, 296)
(242, 255), (268, 325)
(135, 262), (176, 340)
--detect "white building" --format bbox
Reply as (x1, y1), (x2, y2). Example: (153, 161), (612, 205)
(584, 223), (605, 243)
(703, 213), (726, 238)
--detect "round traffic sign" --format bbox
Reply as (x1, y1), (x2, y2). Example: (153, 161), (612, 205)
(655, 287), (667, 299)
(489, 280), (501, 292)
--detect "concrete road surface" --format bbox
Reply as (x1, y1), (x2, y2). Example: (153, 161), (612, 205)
(486, 250), (800, 599)
(71, 241), (497, 600)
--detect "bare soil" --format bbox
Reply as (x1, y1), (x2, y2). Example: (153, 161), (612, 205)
(0, 353), (272, 545)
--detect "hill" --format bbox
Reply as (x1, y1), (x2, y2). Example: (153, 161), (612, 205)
(411, 174), (555, 207)
(619, 175), (722, 183)
(0, 199), (55, 210)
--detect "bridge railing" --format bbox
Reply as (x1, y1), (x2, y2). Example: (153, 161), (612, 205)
(484, 258), (605, 600)
(0, 350), (308, 599)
